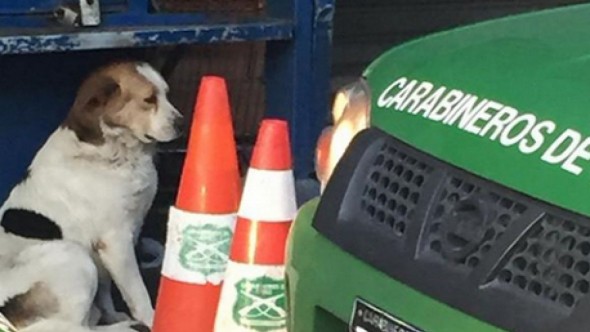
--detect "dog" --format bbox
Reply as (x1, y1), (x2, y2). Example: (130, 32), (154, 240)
(0, 61), (183, 332)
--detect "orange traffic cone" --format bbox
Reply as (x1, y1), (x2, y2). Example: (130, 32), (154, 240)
(214, 119), (296, 332)
(152, 76), (241, 332)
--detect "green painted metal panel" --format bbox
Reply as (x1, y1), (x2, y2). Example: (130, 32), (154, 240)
(364, 3), (590, 218)
(286, 199), (503, 332)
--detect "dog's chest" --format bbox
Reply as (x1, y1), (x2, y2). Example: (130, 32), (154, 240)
(76, 158), (157, 219)
(0, 129), (160, 245)
(20, 155), (158, 238)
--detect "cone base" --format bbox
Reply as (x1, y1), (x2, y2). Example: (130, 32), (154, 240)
(153, 277), (222, 332)
(214, 260), (287, 332)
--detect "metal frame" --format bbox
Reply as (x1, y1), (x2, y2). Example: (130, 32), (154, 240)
(0, 0), (334, 200)
(266, 0), (335, 178)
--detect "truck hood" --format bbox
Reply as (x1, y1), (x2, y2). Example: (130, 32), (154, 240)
(365, 4), (590, 218)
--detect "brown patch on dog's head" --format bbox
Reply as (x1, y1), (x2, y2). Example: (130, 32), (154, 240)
(0, 282), (59, 328)
(63, 72), (122, 144)
(63, 62), (181, 145)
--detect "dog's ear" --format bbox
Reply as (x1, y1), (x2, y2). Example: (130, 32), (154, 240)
(84, 76), (121, 112)
(63, 75), (121, 145)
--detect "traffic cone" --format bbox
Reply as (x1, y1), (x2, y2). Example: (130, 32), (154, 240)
(214, 119), (296, 332)
(152, 76), (241, 332)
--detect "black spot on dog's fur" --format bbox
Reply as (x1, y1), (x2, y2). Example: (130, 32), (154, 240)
(0, 282), (59, 328)
(131, 323), (151, 332)
(1, 209), (63, 240)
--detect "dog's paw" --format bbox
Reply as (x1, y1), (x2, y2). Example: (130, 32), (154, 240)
(130, 322), (150, 332)
(109, 321), (151, 332)
(133, 307), (154, 329)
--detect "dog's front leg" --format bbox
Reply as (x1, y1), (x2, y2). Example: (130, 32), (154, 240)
(97, 230), (154, 327)
(96, 276), (132, 323)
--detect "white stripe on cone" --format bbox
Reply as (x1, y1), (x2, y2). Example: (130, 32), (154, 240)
(239, 169), (297, 222)
(161, 207), (236, 285)
(0, 313), (17, 332)
(214, 261), (287, 332)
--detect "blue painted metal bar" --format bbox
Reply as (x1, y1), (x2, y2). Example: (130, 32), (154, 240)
(265, 0), (334, 178)
(309, 0), (335, 171)
(0, 0), (64, 14)
(0, 0), (125, 14)
(0, 12), (210, 27)
(0, 17), (293, 54)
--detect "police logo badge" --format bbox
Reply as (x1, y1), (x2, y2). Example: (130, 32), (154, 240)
(178, 224), (232, 276)
(233, 276), (287, 331)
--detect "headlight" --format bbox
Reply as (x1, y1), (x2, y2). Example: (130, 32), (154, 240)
(315, 79), (371, 192)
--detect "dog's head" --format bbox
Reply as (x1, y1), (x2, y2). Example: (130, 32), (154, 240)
(63, 61), (183, 145)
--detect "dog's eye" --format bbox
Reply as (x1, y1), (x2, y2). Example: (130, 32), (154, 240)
(144, 94), (157, 104)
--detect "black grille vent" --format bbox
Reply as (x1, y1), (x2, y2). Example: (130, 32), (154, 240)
(424, 176), (528, 270)
(314, 128), (590, 331)
(360, 142), (433, 238)
(494, 214), (590, 308)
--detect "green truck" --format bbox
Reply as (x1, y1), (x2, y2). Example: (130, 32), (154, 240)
(286, 4), (590, 332)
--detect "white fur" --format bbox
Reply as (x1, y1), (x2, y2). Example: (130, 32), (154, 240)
(136, 63), (180, 143)
(0, 63), (181, 332)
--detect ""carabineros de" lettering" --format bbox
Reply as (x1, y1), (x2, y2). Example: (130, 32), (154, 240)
(378, 77), (590, 175)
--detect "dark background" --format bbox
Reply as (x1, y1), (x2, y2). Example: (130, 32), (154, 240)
(330, 0), (585, 89)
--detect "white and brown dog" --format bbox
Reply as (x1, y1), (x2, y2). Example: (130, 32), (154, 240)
(0, 61), (183, 332)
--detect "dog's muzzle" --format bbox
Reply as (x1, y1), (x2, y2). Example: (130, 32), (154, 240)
(173, 115), (185, 136)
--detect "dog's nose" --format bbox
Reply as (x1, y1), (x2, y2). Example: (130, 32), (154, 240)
(173, 115), (185, 134)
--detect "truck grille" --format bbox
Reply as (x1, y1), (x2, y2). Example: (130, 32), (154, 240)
(360, 142), (433, 239)
(313, 128), (590, 332)
(424, 177), (528, 271)
(493, 213), (590, 309)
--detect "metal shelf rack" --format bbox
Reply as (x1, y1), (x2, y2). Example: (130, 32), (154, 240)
(0, 0), (334, 200)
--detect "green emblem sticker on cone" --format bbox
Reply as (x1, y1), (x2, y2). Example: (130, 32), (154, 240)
(161, 210), (236, 285)
(214, 119), (295, 332)
(179, 224), (233, 276)
(233, 276), (287, 331)
(153, 76), (241, 332)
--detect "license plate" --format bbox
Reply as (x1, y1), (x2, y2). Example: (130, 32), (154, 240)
(349, 298), (424, 332)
